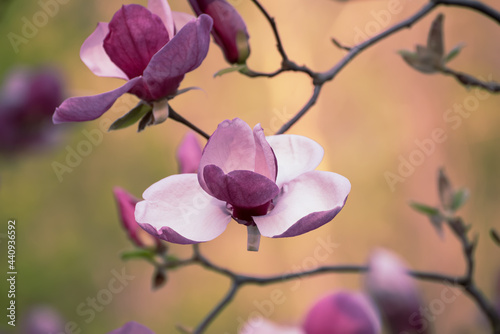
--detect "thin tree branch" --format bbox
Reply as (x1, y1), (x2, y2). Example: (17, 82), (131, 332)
(433, 0), (500, 24)
(168, 108), (210, 140)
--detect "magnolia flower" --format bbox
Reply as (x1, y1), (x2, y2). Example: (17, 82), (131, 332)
(241, 290), (381, 334)
(21, 306), (65, 334)
(177, 131), (203, 174)
(53, 0), (212, 125)
(108, 321), (154, 334)
(189, 0), (250, 64)
(365, 249), (428, 334)
(135, 118), (350, 251)
(0, 66), (64, 155)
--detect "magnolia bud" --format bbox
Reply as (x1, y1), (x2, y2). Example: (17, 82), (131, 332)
(176, 132), (202, 174)
(365, 249), (429, 334)
(189, 0), (250, 64)
(302, 290), (381, 334)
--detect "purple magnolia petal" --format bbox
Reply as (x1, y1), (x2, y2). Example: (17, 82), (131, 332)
(266, 135), (324, 187)
(80, 22), (128, 80)
(198, 118), (257, 193)
(302, 291), (381, 334)
(135, 174), (231, 244)
(104, 4), (170, 79)
(203, 165), (279, 208)
(177, 132), (202, 174)
(253, 171), (350, 238)
(142, 14), (212, 99)
(108, 321), (154, 334)
(147, 0), (174, 38)
(253, 123), (277, 181)
(53, 77), (141, 123)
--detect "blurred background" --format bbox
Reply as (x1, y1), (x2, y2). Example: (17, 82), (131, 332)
(0, 0), (499, 332)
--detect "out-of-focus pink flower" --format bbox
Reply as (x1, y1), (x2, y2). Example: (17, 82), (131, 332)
(177, 131), (202, 174)
(365, 249), (428, 334)
(53, 0), (212, 124)
(188, 0), (250, 64)
(108, 321), (154, 334)
(114, 187), (162, 250)
(0, 67), (64, 155)
(135, 118), (350, 251)
(302, 291), (381, 334)
(22, 306), (65, 334)
(240, 290), (380, 334)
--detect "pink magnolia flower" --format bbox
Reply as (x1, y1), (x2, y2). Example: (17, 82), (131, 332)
(365, 249), (428, 334)
(0, 66), (64, 155)
(108, 321), (154, 334)
(53, 0), (212, 124)
(240, 290), (381, 334)
(177, 131), (203, 174)
(188, 0), (250, 64)
(135, 118), (350, 251)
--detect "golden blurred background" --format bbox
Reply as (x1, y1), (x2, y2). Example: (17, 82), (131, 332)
(1, 0), (499, 332)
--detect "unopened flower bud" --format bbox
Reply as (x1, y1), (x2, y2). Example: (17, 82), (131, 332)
(176, 131), (202, 174)
(189, 0), (250, 64)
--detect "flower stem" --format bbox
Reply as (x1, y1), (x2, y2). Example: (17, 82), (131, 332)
(246, 225), (261, 252)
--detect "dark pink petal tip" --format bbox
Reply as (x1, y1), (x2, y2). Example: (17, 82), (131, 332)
(138, 222), (198, 244)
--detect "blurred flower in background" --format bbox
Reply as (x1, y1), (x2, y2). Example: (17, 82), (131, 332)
(365, 249), (429, 334)
(240, 290), (381, 334)
(21, 305), (65, 334)
(177, 131), (203, 174)
(0, 66), (65, 156)
(108, 321), (154, 334)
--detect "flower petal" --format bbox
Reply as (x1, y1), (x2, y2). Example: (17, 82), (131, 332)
(52, 77), (142, 123)
(80, 22), (128, 80)
(266, 135), (324, 187)
(135, 174), (231, 244)
(108, 321), (154, 334)
(253, 123), (277, 181)
(104, 4), (170, 79)
(147, 0), (174, 38)
(198, 118), (257, 193)
(172, 11), (196, 32)
(52, 77), (142, 124)
(253, 171), (350, 238)
(142, 14), (212, 99)
(203, 165), (279, 208)
(113, 187), (143, 247)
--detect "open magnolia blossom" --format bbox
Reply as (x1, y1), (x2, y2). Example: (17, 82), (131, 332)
(135, 118), (350, 251)
(53, 0), (212, 125)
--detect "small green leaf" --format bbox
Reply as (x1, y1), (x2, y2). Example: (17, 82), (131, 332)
(213, 64), (247, 78)
(121, 249), (155, 261)
(451, 188), (469, 211)
(109, 103), (152, 131)
(438, 168), (454, 210)
(410, 202), (440, 216)
(173, 86), (202, 97)
(444, 43), (464, 64)
(138, 110), (154, 132)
